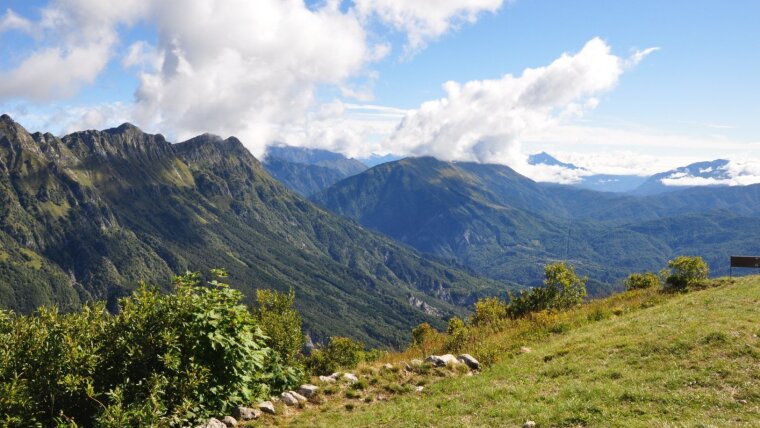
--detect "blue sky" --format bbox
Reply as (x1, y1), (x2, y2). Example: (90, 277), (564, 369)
(1, 0), (759, 181)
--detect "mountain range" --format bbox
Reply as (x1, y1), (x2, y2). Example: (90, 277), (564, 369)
(0, 115), (505, 347)
(313, 156), (760, 293)
(528, 151), (738, 195)
(3, 116), (758, 345)
(263, 145), (367, 196)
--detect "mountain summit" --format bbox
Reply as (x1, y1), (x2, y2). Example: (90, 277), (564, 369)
(0, 116), (501, 346)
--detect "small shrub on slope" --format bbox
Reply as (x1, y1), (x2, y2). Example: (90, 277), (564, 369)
(624, 272), (661, 291)
(508, 262), (587, 318)
(662, 256), (709, 290)
(307, 336), (366, 375)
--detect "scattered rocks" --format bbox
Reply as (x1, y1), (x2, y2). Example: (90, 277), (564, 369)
(342, 373), (359, 383)
(221, 416), (237, 427)
(319, 375), (337, 383)
(415, 386), (424, 392)
(281, 392), (299, 406)
(376, 394), (388, 401)
(258, 401), (276, 415)
(425, 354), (459, 367)
(524, 421), (537, 428)
(520, 347), (533, 354)
(382, 363), (394, 370)
(232, 406), (259, 421)
(457, 354), (480, 370)
(195, 418), (226, 428)
(298, 384), (319, 398)
(289, 390), (308, 403)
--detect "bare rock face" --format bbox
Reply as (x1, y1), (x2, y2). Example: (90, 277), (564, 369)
(221, 416), (237, 427)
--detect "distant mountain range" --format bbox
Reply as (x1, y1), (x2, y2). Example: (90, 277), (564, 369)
(263, 145), (367, 196)
(313, 156), (760, 293)
(0, 115), (505, 347)
(528, 152), (737, 195)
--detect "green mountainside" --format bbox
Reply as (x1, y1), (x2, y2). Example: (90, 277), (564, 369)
(0, 116), (506, 347)
(288, 275), (760, 427)
(263, 145), (367, 196)
(313, 157), (760, 292)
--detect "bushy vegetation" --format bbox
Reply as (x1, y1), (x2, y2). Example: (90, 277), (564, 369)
(624, 272), (661, 290)
(507, 262), (587, 319)
(662, 256), (709, 290)
(470, 297), (508, 326)
(306, 336), (369, 376)
(0, 270), (303, 427)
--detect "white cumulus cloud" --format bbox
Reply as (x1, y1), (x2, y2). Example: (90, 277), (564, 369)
(386, 38), (653, 168)
(355, 0), (505, 54)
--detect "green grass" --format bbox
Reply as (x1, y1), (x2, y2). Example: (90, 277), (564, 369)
(287, 276), (760, 427)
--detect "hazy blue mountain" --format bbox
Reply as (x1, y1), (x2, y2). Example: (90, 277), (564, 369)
(528, 151), (647, 192)
(631, 159), (731, 195)
(263, 145), (367, 196)
(314, 157), (760, 292)
(528, 151), (581, 170)
(0, 116), (506, 347)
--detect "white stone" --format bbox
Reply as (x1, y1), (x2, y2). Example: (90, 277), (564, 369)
(281, 392), (298, 406)
(457, 353), (480, 370)
(258, 401), (276, 415)
(342, 373), (359, 383)
(298, 384), (319, 398)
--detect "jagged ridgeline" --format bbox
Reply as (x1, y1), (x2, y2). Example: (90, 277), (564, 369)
(0, 115), (507, 347)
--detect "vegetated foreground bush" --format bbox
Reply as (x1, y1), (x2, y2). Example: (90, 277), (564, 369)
(663, 256), (709, 290)
(507, 262), (587, 319)
(0, 270), (304, 427)
(624, 272), (661, 291)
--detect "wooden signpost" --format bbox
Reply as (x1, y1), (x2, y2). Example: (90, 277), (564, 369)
(730, 256), (760, 277)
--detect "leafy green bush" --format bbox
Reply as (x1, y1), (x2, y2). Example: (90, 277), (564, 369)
(470, 297), (508, 326)
(662, 256), (709, 290)
(624, 272), (661, 291)
(0, 270), (298, 427)
(444, 316), (470, 353)
(306, 336), (366, 375)
(411, 322), (437, 356)
(253, 288), (305, 366)
(507, 262), (587, 319)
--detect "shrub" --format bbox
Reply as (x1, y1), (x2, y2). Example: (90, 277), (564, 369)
(0, 270), (296, 427)
(624, 272), (661, 291)
(470, 297), (508, 326)
(411, 322), (437, 357)
(306, 336), (365, 375)
(444, 317), (470, 353)
(663, 256), (709, 290)
(507, 262), (587, 318)
(253, 288), (305, 366)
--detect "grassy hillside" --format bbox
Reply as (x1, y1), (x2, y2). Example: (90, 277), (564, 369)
(285, 276), (760, 427)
